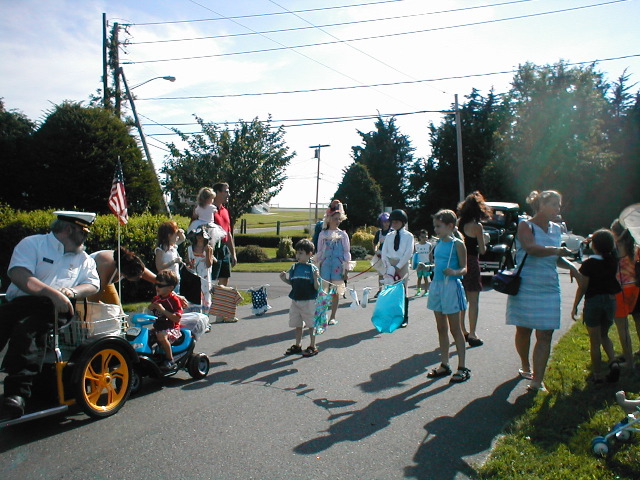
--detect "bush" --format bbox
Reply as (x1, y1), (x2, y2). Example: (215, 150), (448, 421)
(235, 234), (307, 248)
(0, 206), (190, 302)
(351, 228), (375, 254)
(350, 245), (368, 260)
(276, 237), (295, 259)
(236, 245), (269, 263)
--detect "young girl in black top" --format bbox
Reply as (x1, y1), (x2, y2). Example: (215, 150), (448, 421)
(572, 229), (622, 384)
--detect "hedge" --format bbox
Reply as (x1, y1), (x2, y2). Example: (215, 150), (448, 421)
(0, 206), (190, 302)
(234, 234), (308, 248)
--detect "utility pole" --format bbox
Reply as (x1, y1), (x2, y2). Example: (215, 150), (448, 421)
(310, 144), (330, 222)
(112, 22), (121, 117)
(102, 13), (109, 109)
(119, 67), (171, 216)
(454, 94), (465, 203)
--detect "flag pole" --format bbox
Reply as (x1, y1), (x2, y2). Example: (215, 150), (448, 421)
(116, 155), (123, 307)
(108, 155), (129, 309)
(117, 221), (122, 306)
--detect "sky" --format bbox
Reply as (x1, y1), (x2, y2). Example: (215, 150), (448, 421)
(1, 0), (639, 210)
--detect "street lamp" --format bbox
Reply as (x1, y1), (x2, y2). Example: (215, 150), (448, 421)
(131, 75), (176, 90)
(118, 67), (172, 215)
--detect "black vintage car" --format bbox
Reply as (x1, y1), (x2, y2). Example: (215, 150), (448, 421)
(478, 202), (522, 272)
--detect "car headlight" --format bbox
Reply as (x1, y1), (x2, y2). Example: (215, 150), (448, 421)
(126, 327), (142, 341)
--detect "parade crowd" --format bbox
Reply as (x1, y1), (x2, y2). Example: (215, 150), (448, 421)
(1, 185), (639, 419)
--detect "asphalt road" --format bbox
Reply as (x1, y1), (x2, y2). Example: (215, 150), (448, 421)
(0, 270), (579, 480)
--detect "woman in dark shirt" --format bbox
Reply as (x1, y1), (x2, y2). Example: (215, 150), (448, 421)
(457, 192), (492, 347)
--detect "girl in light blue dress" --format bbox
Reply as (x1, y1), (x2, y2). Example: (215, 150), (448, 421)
(506, 190), (580, 392)
(426, 209), (470, 383)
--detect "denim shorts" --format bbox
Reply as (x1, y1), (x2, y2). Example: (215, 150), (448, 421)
(583, 294), (616, 328)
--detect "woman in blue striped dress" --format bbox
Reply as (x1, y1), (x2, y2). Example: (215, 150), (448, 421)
(507, 191), (580, 392)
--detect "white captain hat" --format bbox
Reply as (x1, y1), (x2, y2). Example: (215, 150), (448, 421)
(53, 211), (96, 232)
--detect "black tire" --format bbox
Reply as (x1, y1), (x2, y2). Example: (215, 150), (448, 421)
(129, 368), (143, 395)
(74, 340), (133, 418)
(187, 353), (210, 379)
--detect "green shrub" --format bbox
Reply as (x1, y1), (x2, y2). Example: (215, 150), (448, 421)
(235, 234), (307, 248)
(351, 228), (375, 254)
(276, 237), (295, 259)
(0, 206), (191, 302)
(350, 245), (368, 260)
(237, 245), (269, 263)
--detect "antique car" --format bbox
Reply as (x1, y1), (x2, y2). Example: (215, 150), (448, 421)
(478, 202), (522, 273)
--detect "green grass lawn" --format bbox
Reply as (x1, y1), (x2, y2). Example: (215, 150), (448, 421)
(238, 208), (310, 228)
(477, 320), (640, 479)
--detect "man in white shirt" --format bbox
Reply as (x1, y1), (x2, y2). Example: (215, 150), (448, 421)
(0, 211), (100, 418)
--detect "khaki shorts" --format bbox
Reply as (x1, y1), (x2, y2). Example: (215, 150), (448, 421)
(289, 299), (316, 328)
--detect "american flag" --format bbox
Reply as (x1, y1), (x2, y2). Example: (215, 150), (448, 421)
(108, 158), (128, 225)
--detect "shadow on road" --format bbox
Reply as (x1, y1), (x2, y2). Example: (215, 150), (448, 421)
(405, 378), (532, 480)
(358, 350), (442, 393)
(294, 380), (452, 455)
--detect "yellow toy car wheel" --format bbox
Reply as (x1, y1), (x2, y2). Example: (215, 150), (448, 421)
(74, 342), (132, 418)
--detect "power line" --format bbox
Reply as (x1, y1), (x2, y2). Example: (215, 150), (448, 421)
(123, 0), (627, 64)
(267, 0), (443, 94)
(174, 0), (420, 110)
(128, 0), (536, 44)
(124, 0), (411, 26)
(142, 109), (447, 132)
(136, 53), (640, 102)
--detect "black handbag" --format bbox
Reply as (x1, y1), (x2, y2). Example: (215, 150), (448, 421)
(491, 259), (527, 295)
(179, 265), (203, 305)
(491, 223), (532, 295)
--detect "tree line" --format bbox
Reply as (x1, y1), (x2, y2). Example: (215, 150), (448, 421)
(336, 61), (639, 235)
(2, 61), (638, 235)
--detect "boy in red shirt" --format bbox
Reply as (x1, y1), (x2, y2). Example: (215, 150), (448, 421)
(149, 270), (183, 370)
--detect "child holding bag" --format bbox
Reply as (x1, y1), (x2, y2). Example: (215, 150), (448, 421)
(426, 209), (470, 383)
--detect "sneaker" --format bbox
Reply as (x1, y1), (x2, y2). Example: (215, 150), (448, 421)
(162, 360), (177, 371)
(2, 395), (26, 419)
(415, 289), (422, 296)
(328, 319), (337, 325)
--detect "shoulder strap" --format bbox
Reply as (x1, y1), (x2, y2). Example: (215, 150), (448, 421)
(499, 222), (534, 272)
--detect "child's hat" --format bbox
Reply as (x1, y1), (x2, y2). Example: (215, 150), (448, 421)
(188, 225), (210, 240)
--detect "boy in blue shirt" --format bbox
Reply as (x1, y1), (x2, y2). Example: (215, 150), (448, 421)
(280, 239), (320, 357)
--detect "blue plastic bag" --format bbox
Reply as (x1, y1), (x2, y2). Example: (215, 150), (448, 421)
(371, 281), (405, 333)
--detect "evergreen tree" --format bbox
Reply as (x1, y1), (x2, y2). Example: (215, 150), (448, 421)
(408, 90), (502, 230)
(0, 100), (36, 209)
(30, 102), (165, 214)
(352, 116), (414, 210)
(333, 163), (383, 232)
(164, 116), (294, 225)
(490, 62), (615, 232)
(599, 71), (640, 220)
